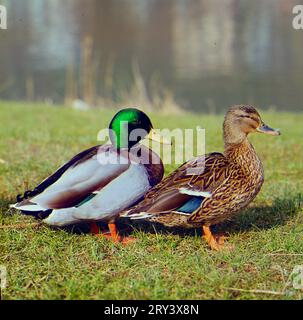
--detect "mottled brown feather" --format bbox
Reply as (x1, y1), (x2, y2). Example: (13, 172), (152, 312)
(122, 105), (269, 228)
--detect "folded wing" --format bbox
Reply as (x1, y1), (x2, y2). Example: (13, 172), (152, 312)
(11, 145), (130, 211)
(122, 152), (229, 218)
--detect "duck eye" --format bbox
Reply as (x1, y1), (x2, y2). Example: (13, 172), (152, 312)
(238, 114), (257, 121)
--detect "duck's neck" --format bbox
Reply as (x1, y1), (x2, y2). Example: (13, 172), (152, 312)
(224, 138), (263, 176)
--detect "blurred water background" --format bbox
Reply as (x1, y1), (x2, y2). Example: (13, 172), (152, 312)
(0, 0), (302, 112)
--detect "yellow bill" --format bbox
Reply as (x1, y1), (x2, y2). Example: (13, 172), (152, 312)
(146, 129), (172, 145)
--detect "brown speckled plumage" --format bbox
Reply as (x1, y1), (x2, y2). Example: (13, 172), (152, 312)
(122, 106), (280, 246)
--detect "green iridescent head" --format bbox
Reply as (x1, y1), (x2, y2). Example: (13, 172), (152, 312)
(109, 108), (153, 149)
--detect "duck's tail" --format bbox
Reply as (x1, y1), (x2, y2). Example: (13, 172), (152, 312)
(120, 210), (153, 220)
(10, 201), (53, 220)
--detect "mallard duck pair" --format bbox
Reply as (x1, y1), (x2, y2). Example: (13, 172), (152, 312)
(11, 105), (280, 250)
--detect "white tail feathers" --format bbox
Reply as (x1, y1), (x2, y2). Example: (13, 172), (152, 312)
(122, 212), (152, 220)
(10, 202), (47, 212)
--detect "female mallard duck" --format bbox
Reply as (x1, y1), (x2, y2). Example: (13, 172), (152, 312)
(11, 108), (168, 243)
(122, 105), (280, 250)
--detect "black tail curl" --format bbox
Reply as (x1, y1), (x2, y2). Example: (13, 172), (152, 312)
(16, 188), (41, 203)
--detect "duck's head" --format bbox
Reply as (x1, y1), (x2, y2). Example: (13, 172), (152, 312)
(223, 105), (280, 145)
(109, 108), (169, 149)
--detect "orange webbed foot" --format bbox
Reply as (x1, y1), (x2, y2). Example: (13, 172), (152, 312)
(119, 236), (136, 245)
(90, 222), (135, 245)
(202, 226), (233, 251)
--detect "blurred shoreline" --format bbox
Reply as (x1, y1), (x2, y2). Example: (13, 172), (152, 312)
(0, 0), (302, 112)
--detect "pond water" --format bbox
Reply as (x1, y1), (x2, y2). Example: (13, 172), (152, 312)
(0, 0), (302, 112)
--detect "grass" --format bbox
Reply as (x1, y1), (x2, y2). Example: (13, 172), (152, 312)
(0, 100), (303, 300)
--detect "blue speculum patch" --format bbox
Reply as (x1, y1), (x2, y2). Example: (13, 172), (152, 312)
(177, 196), (203, 214)
(76, 193), (97, 207)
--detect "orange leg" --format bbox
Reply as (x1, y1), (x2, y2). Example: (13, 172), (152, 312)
(108, 223), (119, 243)
(202, 225), (229, 251)
(90, 222), (135, 245)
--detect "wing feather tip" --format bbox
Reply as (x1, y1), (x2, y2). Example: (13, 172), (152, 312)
(123, 212), (152, 220)
(179, 187), (212, 198)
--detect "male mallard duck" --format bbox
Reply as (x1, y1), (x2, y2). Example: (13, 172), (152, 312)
(122, 105), (280, 250)
(11, 108), (168, 243)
